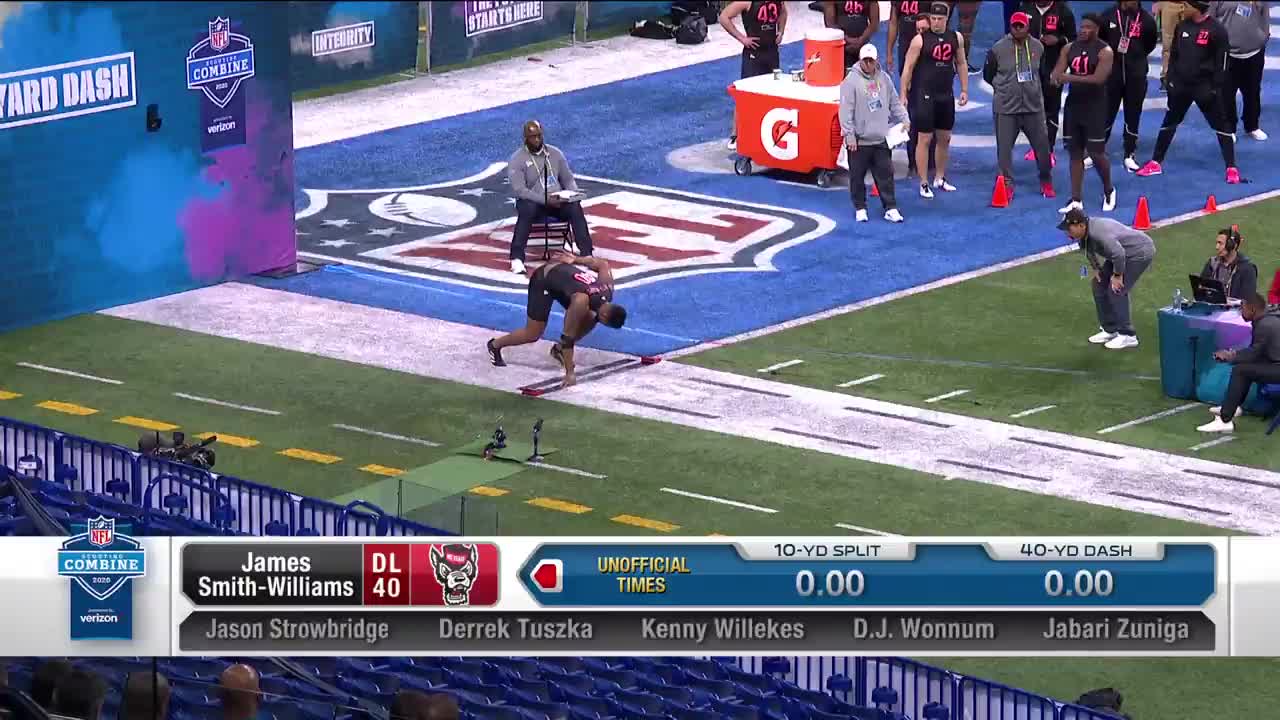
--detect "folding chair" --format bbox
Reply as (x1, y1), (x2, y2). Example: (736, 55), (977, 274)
(529, 220), (575, 261)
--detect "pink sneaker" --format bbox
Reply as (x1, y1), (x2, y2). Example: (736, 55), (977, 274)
(1226, 167), (1241, 184)
(1135, 160), (1163, 177)
(1024, 149), (1036, 161)
(1040, 182), (1056, 198)
(1050, 152), (1057, 168)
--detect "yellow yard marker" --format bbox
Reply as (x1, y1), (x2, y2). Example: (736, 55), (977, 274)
(196, 432), (259, 448)
(279, 448), (343, 464)
(37, 401), (97, 416)
(612, 514), (680, 532)
(0, 390), (21, 400)
(360, 464), (405, 477)
(470, 486), (510, 497)
(526, 497), (592, 514)
(115, 416), (179, 432)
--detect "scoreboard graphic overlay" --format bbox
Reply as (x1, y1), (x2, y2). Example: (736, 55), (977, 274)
(5, 536), (1280, 656)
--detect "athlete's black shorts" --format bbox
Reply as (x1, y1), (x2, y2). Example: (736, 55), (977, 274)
(741, 46), (780, 78)
(527, 266), (557, 322)
(1062, 103), (1108, 150)
(910, 94), (956, 133)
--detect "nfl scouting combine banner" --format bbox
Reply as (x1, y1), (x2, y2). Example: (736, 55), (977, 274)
(428, 1), (577, 68)
(0, 2), (297, 334)
(288, 1), (418, 93)
(583, 1), (670, 32)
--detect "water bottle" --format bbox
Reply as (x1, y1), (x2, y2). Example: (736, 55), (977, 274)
(1172, 288), (1183, 313)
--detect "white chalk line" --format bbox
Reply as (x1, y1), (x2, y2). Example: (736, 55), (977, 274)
(1011, 405), (1057, 419)
(839, 374), (885, 388)
(925, 389), (971, 404)
(1189, 436), (1235, 452)
(17, 362), (123, 385)
(528, 461), (607, 479)
(834, 522), (901, 537)
(332, 423), (441, 447)
(1097, 403), (1200, 435)
(660, 487), (778, 514)
(173, 392), (282, 416)
(758, 359), (804, 373)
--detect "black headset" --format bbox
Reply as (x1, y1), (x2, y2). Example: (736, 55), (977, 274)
(1222, 226), (1242, 253)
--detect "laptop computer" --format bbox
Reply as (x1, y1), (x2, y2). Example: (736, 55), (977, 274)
(1188, 275), (1228, 305)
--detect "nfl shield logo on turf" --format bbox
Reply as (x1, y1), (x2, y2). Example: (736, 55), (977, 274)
(209, 18), (231, 52)
(295, 162), (832, 292)
(87, 517), (114, 548)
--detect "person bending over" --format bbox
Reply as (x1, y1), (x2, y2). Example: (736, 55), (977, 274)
(487, 253), (627, 387)
(1197, 293), (1280, 432)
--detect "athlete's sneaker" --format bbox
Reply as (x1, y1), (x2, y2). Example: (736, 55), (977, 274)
(1083, 156), (1094, 169)
(1059, 199), (1084, 214)
(1135, 160), (1163, 177)
(487, 339), (506, 367)
(1209, 405), (1243, 420)
(1040, 181), (1055, 199)
(1124, 155), (1140, 172)
(727, 135), (737, 150)
(1104, 334), (1139, 350)
(884, 208), (905, 223)
(933, 177), (957, 192)
(1089, 330), (1117, 344)
(1102, 187), (1117, 212)
(1248, 129), (1268, 141)
(1226, 167), (1241, 184)
(855, 209), (869, 222)
(1196, 417), (1234, 433)
(919, 183), (934, 199)
(511, 258), (526, 274)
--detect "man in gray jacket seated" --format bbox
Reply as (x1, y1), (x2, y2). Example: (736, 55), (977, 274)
(1059, 207), (1156, 350)
(507, 120), (595, 275)
(839, 43), (910, 223)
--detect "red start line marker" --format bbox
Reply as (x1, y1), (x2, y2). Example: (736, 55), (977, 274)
(530, 559), (563, 593)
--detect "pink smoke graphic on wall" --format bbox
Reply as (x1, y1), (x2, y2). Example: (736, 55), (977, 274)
(178, 88), (297, 282)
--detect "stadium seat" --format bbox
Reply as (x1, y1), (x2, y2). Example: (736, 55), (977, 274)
(710, 698), (760, 720)
(518, 700), (570, 720)
(672, 710), (720, 720)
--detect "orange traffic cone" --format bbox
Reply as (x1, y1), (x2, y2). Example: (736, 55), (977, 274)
(870, 182), (879, 197)
(990, 176), (1010, 208)
(1204, 194), (1219, 213)
(1133, 196), (1151, 230)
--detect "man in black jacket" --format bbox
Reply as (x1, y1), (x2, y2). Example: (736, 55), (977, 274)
(1135, 1), (1241, 182)
(1200, 226), (1259, 301)
(1019, 0), (1077, 164)
(1198, 294), (1280, 432)
(1101, 1), (1158, 171)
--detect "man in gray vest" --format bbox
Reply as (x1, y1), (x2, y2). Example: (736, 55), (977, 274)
(1059, 207), (1156, 350)
(984, 11), (1055, 199)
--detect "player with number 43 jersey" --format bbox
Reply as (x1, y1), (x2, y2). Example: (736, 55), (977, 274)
(900, 2), (969, 199)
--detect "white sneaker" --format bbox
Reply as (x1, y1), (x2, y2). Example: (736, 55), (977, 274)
(855, 209), (869, 222)
(1084, 156), (1094, 169)
(1104, 334), (1139, 350)
(919, 183), (934, 199)
(1248, 129), (1268, 141)
(511, 258), (526, 274)
(1124, 155), (1140, 172)
(727, 136), (737, 150)
(1196, 417), (1235, 433)
(933, 178), (957, 192)
(1210, 406), (1243, 420)
(1059, 200), (1084, 214)
(884, 208), (904, 223)
(1102, 187), (1117, 212)
(1089, 330), (1117, 344)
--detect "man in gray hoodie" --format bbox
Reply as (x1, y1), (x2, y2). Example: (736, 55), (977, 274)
(839, 43), (910, 223)
(507, 120), (595, 275)
(1058, 207), (1156, 350)
(1197, 293), (1280, 432)
(1212, 1), (1270, 140)
(984, 12), (1056, 199)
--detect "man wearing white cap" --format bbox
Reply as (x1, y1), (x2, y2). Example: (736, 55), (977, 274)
(839, 43), (910, 223)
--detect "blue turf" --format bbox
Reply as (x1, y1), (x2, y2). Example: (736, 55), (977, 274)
(272, 3), (1280, 357)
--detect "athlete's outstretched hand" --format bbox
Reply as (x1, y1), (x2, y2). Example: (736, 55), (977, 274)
(551, 251), (577, 265)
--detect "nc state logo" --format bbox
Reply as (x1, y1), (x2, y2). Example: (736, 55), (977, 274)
(296, 162), (832, 292)
(430, 543), (478, 606)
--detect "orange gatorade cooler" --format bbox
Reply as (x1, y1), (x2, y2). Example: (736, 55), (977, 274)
(803, 28), (845, 87)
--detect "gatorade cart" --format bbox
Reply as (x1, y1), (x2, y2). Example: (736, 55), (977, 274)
(728, 28), (845, 187)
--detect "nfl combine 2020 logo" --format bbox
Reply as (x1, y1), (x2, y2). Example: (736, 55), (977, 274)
(186, 18), (255, 109)
(57, 517), (146, 641)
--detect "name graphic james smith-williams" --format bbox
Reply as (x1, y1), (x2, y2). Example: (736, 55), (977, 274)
(58, 517), (146, 640)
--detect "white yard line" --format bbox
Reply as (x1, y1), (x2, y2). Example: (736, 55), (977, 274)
(1097, 403), (1200, 435)
(834, 522), (900, 537)
(1010, 405), (1057, 419)
(529, 461), (607, 479)
(172, 392), (282, 416)
(332, 423), (441, 447)
(925, 389), (971, 404)
(660, 487), (779, 514)
(1189, 436), (1235, 452)
(16, 362), (123, 385)
(758, 359), (804, 373)
(839, 374), (885, 388)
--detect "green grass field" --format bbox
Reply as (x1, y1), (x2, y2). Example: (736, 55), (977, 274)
(683, 198), (1280, 470)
